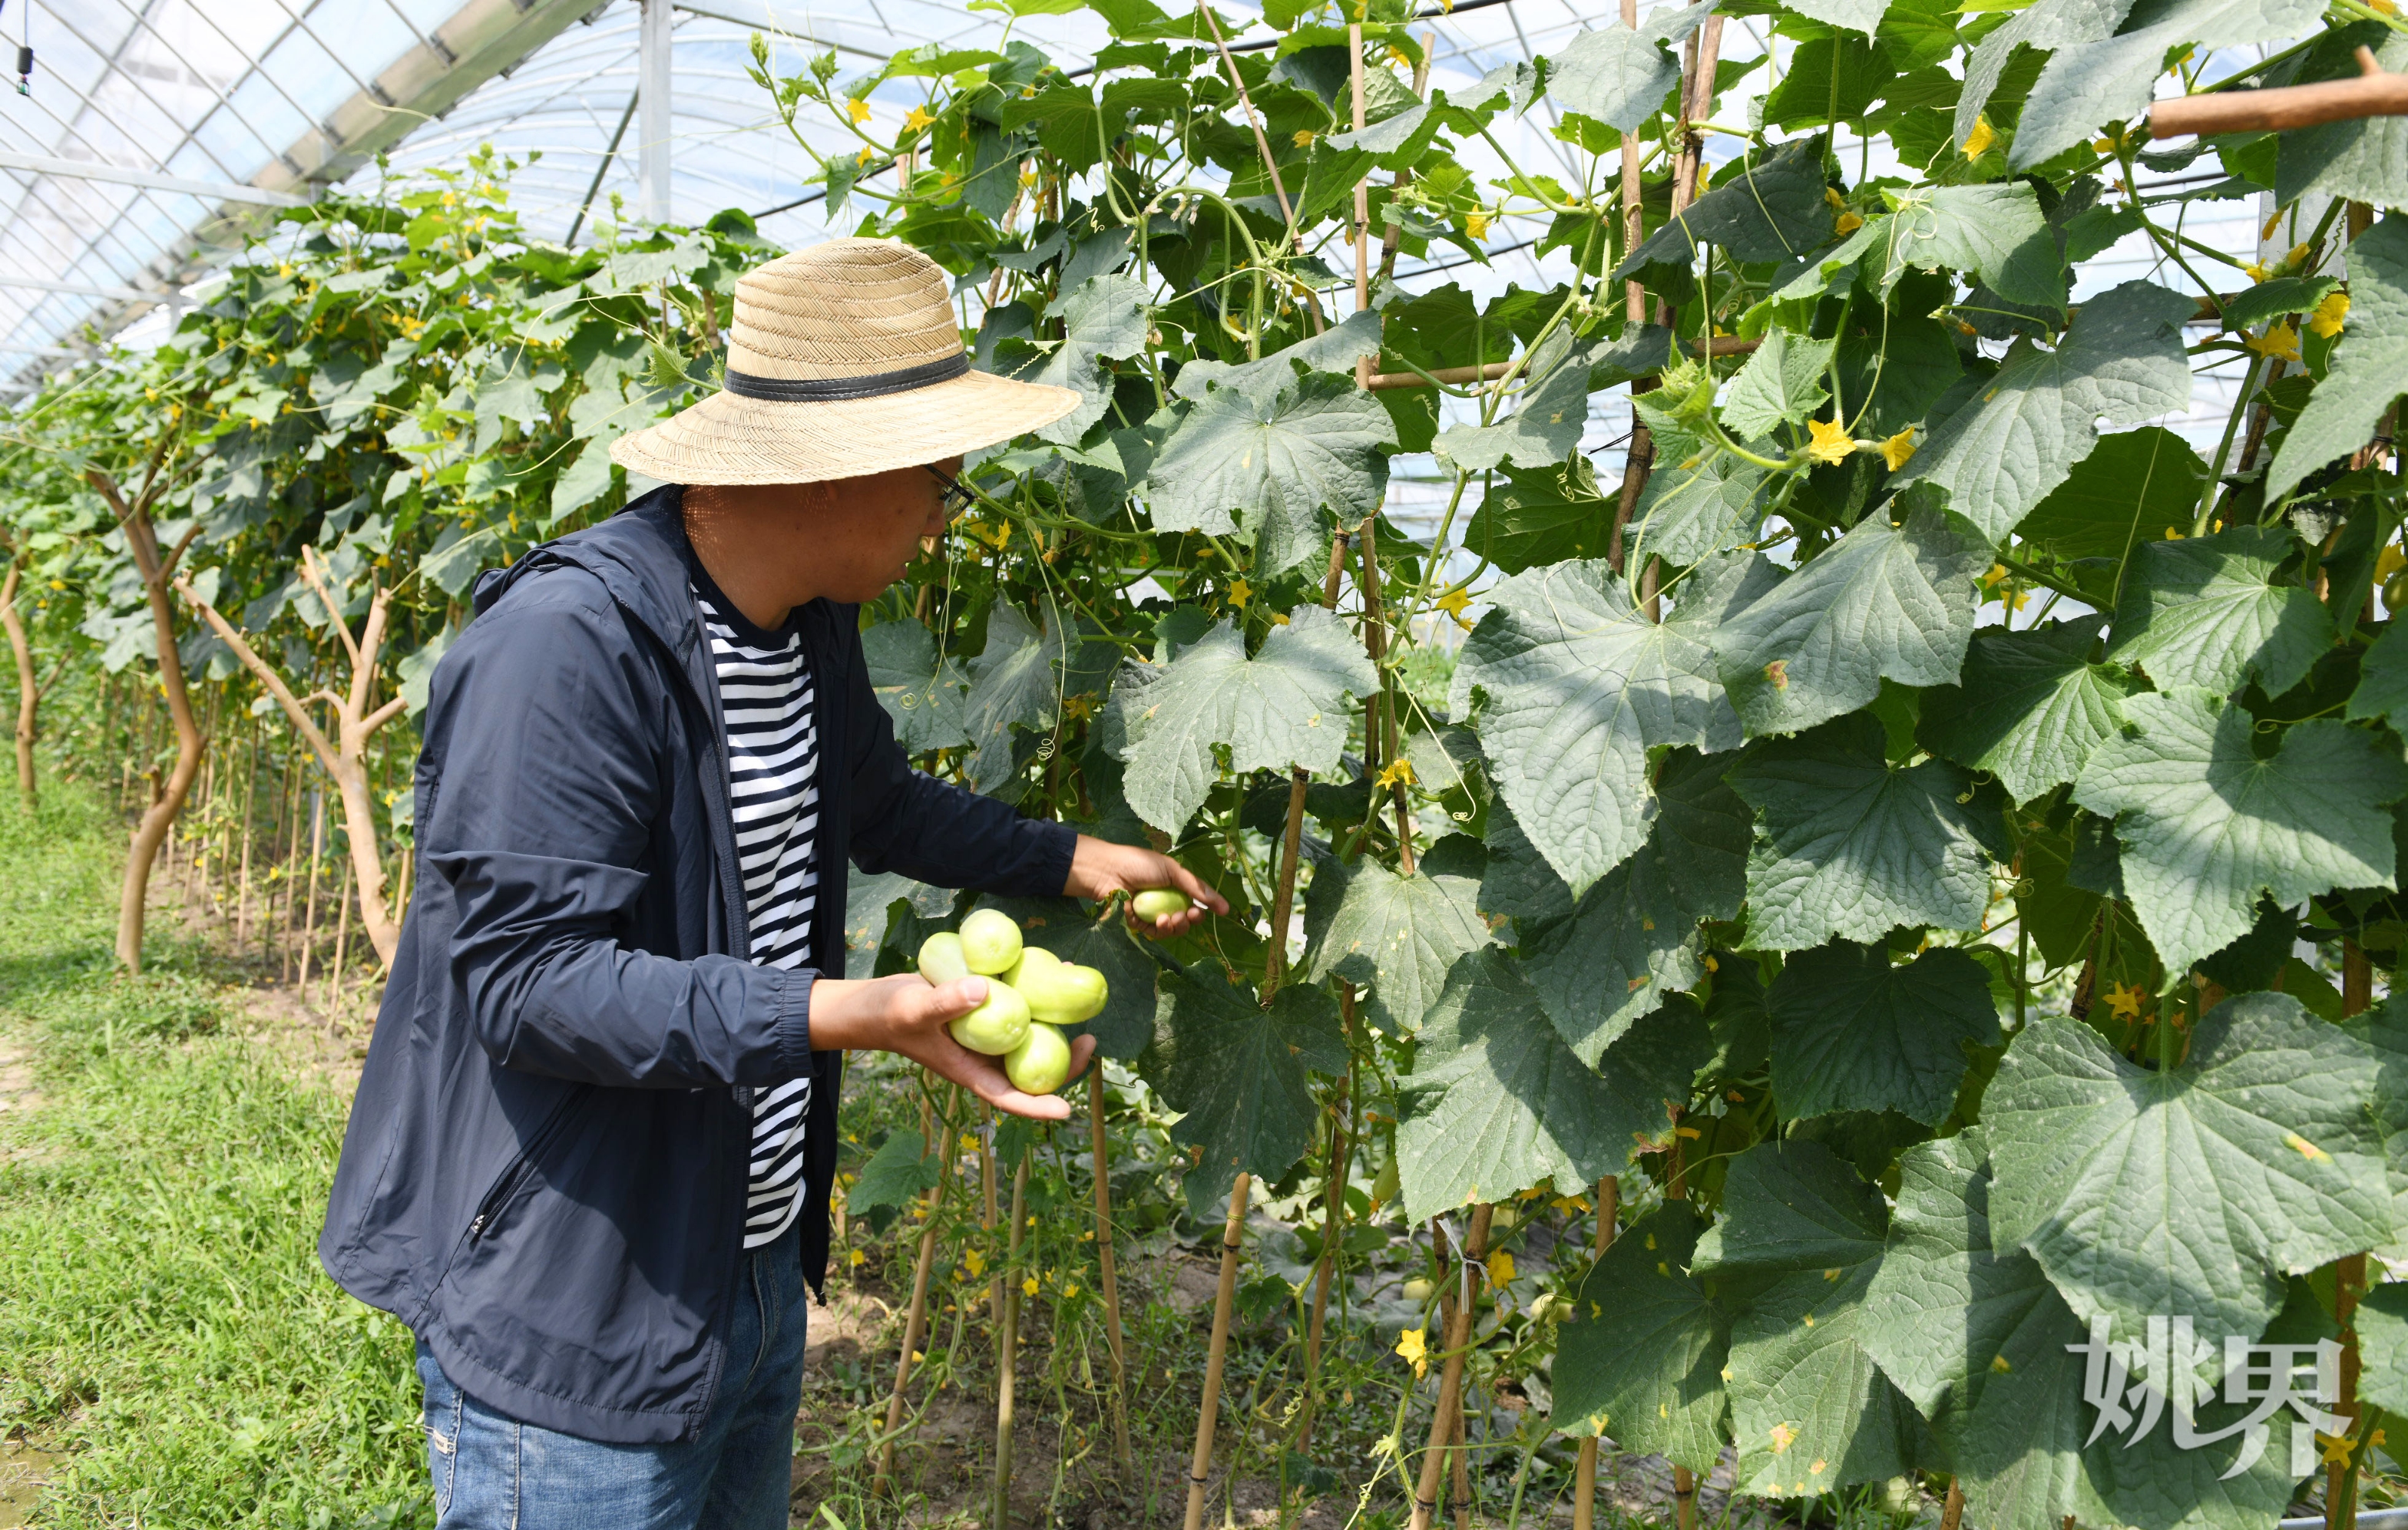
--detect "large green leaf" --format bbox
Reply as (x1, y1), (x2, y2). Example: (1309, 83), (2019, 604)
(1917, 616), (2138, 803)
(2347, 615), (2408, 731)
(1543, 24), (1683, 133)
(1766, 941), (1999, 1125)
(1520, 749), (1750, 1063)
(964, 601), (1115, 795)
(1616, 139), (1837, 281)
(1116, 606), (1377, 833)
(1985, 996), (2393, 1343)
(2267, 216), (2408, 503)
(864, 617), (972, 754)
(1462, 456), (1612, 573)
(1302, 835), (1496, 1033)
(1693, 1142), (1927, 1497)
(2108, 526), (2333, 699)
(848, 1129), (940, 1215)
(2343, 995), (2408, 1260)
(1718, 329), (1833, 441)
(1433, 357), (1593, 472)
(1784, 0), (1892, 35)
(994, 273), (1150, 444)
(2072, 689), (2408, 974)
(2009, 0), (2324, 169)
(1142, 967), (1347, 1216)
(1728, 715), (1999, 952)
(2014, 426), (2208, 560)
(1477, 796), (1577, 931)
(2359, 1284), (2408, 1418)
(1394, 950), (1708, 1222)
(1552, 1203), (1734, 1475)
(1900, 282), (2195, 544)
(1452, 553), (1765, 899)
(1866, 183), (2066, 309)
(1863, 1132), (2088, 1530)
(1142, 369), (1396, 574)
(1625, 447), (1773, 570)
(1712, 501), (1988, 736)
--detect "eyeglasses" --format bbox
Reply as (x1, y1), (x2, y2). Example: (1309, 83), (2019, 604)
(925, 465), (974, 518)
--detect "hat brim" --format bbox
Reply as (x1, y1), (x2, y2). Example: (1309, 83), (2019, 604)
(607, 368), (1084, 487)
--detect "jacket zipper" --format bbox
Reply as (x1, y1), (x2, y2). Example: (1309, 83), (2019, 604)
(466, 1092), (581, 1241)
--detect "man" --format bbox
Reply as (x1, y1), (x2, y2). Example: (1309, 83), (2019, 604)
(319, 236), (1222, 1526)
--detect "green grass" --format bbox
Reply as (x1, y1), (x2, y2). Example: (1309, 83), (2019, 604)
(0, 788), (429, 1529)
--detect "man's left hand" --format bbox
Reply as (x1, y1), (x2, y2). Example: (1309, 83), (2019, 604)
(1063, 835), (1226, 937)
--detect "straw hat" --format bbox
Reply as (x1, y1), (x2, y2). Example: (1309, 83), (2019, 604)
(607, 237), (1081, 485)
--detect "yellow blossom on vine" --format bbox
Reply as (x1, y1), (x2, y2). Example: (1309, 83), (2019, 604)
(849, 1248), (866, 1267)
(1434, 583), (1474, 626)
(857, 147), (878, 166)
(1226, 577), (1252, 610)
(2244, 259), (2273, 283)
(1961, 116), (1996, 160)
(1806, 418), (1854, 464)
(2164, 525), (2186, 539)
(1396, 1326), (1429, 1377)
(964, 1249), (987, 1277)
(1834, 210), (1864, 235)
(1487, 1250), (1516, 1286)
(1466, 212), (1490, 240)
(1373, 757), (1417, 792)
(2246, 322), (2301, 362)
(1879, 428), (1917, 470)
(1825, 187), (1846, 208)
(846, 97), (871, 124)
(1293, 128), (1317, 147)
(2104, 982), (2146, 1023)
(905, 104), (934, 134)
(2311, 290), (2350, 338)
(1024, 1276), (1040, 1297)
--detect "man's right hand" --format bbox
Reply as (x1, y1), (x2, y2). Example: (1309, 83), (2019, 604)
(808, 973), (1096, 1120)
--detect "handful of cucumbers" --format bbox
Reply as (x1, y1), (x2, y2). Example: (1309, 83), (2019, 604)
(918, 908), (1110, 1096)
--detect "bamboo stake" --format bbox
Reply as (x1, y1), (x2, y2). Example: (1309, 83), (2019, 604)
(1410, 1204), (1494, 1530)
(0, 562), (36, 810)
(1087, 1068), (1136, 1472)
(1197, 1), (1295, 231)
(982, 1107), (1003, 1331)
(1357, 531), (1413, 874)
(1351, 23), (1373, 388)
(1669, 1106), (1697, 1530)
(1450, 1398), (1473, 1530)
(235, 715), (256, 944)
(330, 865), (356, 1017)
(1572, 1175), (1620, 1530)
(994, 1149), (1031, 1530)
(878, 1082), (955, 1495)
(1940, 1479), (1965, 1530)
(299, 786), (326, 1003)
(2330, 939), (2374, 1530)
(1298, 1037), (1354, 1453)
(1373, 44), (1437, 289)
(1181, 1172), (1252, 1530)
(2153, 46), (2408, 138)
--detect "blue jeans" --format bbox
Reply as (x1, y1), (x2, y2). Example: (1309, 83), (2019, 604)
(415, 1226), (809, 1528)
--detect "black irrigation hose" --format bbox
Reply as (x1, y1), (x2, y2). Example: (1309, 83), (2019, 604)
(749, 0), (1526, 220)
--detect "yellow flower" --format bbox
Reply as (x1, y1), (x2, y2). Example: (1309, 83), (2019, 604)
(2311, 290), (2350, 339)
(1806, 418), (1855, 464)
(2164, 525), (2185, 540)
(1396, 1326), (1430, 1378)
(904, 104), (934, 134)
(2104, 981), (2146, 1023)
(847, 97), (871, 124)
(1834, 210), (1864, 235)
(2092, 136), (2118, 154)
(1434, 583), (1474, 627)
(2246, 322), (2301, 362)
(1487, 1249), (1516, 1286)
(857, 147), (878, 167)
(1023, 1277), (1040, 1297)
(965, 1249), (987, 1277)
(1374, 757), (1416, 792)
(1226, 577), (1252, 610)
(1879, 428), (1917, 470)
(849, 1248), (867, 1267)
(1825, 187), (1847, 209)
(1465, 212), (1490, 240)
(1961, 116), (1996, 159)
(1292, 128), (1316, 147)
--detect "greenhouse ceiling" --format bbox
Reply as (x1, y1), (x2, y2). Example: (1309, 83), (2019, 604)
(0, 0), (1618, 389)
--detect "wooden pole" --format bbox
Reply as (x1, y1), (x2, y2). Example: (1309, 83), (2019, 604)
(1087, 1069), (1136, 1472)
(1940, 1479), (1965, 1530)
(877, 1082), (954, 1495)
(1357, 533), (1413, 874)
(994, 1149), (1031, 1530)
(1181, 1172), (1252, 1530)
(1410, 1204), (1494, 1530)
(1572, 1175), (1620, 1530)
(2330, 940), (2375, 1530)
(299, 786), (326, 1004)
(0, 563), (37, 810)
(2153, 47), (2408, 137)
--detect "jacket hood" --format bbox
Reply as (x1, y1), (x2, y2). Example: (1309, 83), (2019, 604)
(471, 484), (701, 666)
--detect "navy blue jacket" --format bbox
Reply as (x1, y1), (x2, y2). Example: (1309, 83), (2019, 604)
(319, 487), (1074, 1445)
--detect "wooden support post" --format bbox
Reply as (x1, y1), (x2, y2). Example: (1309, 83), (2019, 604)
(993, 1149), (1030, 1530)
(1088, 1069), (1135, 1472)
(1182, 1173), (1252, 1530)
(1572, 1175), (1619, 1530)
(1409, 1204), (1494, 1530)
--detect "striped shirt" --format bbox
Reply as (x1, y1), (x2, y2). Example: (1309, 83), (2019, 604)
(696, 580), (822, 1251)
